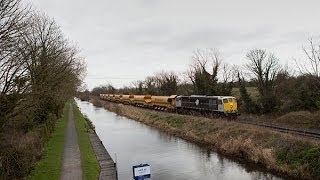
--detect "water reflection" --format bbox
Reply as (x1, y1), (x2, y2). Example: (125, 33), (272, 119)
(76, 100), (282, 180)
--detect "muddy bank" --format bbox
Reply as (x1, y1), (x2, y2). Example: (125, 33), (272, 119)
(92, 98), (320, 179)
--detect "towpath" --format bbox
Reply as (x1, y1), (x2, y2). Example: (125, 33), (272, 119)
(60, 104), (83, 180)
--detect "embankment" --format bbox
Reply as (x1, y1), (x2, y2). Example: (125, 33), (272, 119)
(92, 98), (320, 180)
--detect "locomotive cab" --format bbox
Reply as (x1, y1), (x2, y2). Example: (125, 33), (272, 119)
(221, 97), (238, 115)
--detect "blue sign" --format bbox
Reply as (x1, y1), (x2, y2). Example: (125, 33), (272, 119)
(133, 164), (151, 180)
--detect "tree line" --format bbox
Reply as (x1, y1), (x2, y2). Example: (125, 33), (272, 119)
(0, 0), (86, 178)
(91, 41), (320, 114)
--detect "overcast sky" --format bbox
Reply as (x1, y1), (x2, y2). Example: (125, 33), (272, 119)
(28, 0), (320, 89)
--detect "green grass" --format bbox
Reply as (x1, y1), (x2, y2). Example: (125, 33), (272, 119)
(28, 103), (70, 180)
(232, 87), (259, 100)
(73, 102), (100, 180)
(163, 115), (187, 128)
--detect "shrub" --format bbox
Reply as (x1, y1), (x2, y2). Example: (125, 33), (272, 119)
(276, 143), (320, 178)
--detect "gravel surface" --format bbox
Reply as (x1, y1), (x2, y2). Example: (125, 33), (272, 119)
(60, 104), (83, 180)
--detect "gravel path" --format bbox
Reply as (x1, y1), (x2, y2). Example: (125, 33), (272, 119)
(60, 104), (83, 180)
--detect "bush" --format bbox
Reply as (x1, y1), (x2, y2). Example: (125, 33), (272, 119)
(0, 130), (43, 179)
(277, 75), (320, 112)
(1, 146), (35, 178)
(276, 143), (320, 178)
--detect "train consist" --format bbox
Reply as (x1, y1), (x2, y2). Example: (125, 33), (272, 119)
(100, 94), (239, 117)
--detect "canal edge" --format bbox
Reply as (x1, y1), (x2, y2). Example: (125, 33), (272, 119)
(89, 131), (118, 180)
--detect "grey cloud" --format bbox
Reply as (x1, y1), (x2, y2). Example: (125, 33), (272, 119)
(120, 24), (274, 52)
(28, 0), (320, 89)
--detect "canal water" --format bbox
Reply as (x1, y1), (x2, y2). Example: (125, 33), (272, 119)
(76, 100), (282, 180)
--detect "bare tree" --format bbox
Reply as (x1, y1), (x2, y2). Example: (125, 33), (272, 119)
(0, 0), (28, 50)
(131, 80), (144, 94)
(246, 49), (280, 113)
(221, 63), (239, 84)
(295, 39), (320, 81)
(155, 71), (178, 95)
(187, 48), (222, 95)
(18, 13), (85, 95)
(219, 63), (237, 95)
(0, 0), (29, 94)
(192, 48), (221, 81)
(144, 76), (157, 95)
(5, 12), (86, 122)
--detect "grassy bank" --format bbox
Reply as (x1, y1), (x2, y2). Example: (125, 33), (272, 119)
(28, 104), (70, 180)
(239, 111), (320, 130)
(73, 102), (100, 180)
(94, 99), (320, 179)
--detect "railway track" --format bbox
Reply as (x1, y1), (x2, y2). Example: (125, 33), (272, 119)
(175, 108), (320, 139)
(238, 120), (320, 139)
(167, 109), (320, 140)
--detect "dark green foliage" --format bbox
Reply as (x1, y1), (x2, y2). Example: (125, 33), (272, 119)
(77, 90), (90, 101)
(177, 83), (194, 95)
(194, 68), (216, 95)
(157, 73), (178, 95)
(289, 75), (320, 111)
(237, 72), (320, 114)
(276, 144), (320, 178)
(91, 84), (116, 96)
(0, 94), (21, 129)
(201, 73), (216, 95)
(192, 66), (233, 96)
(238, 73), (259, 113)
(276, 74), (320, 112)
(219, 82), (233, 96)
(28, 105), (69, 180)
(259, 94), (278, 113)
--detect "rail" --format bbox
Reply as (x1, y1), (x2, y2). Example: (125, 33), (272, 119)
(238, 120), (320, 139)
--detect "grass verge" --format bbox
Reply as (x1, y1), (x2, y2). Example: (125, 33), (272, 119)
(73, 102), (100, 180)
(28, 103), (69, 180)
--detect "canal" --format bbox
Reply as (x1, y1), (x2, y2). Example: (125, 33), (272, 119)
(76, 100), (282, 180)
